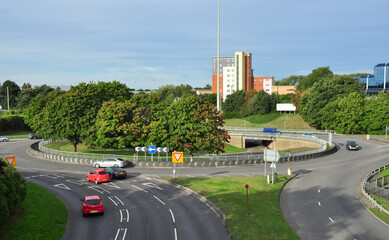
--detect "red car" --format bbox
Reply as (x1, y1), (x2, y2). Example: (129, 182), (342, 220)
(81, 195), (104, 217)
(86, 169), (111, 184)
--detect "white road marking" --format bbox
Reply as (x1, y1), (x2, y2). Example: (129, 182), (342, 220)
(65, 179), (84, 185)
(318, 189), (321, 194)
(329, 217), (334, 223)
(131, 185), (148, 193)
(106, 182), (121, 189)
(114, 228), (127, 240)
(169, 209), (175, 223)
(125, 209), (129, 223)
(53, 183), (71, 190)
(174, 228), (178, 240)
(123, 228), (127, 240)
(108, 197), (118, 206)
(142, 182), (164, 190)
(88, 186), (110, 194)
(120, 208), (123, 221)
(318, 202), (321, 206)
(153, 195), (165, 205)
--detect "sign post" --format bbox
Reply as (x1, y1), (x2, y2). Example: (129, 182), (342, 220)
(264, 148), (280, 184)
(148, 145), (156, 161)
(386, 126), (389, 139)
(172, 152), (183, 179)
(5, 156), (16, 167)
(245, 184), (250, 215)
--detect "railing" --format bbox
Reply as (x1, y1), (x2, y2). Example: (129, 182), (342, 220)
(38, 130), (330, 163)
(362, 165), (389, 214)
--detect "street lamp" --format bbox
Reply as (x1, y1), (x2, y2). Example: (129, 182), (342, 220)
(216, 0), (221, 111)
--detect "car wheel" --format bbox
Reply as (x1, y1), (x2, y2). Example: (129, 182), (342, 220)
(83, 213), (86, 217)
(101, 211), (104, 215)
(95, 164), (100, 168)
(95, 179), (98, 184)
(114, 164), (118, 167)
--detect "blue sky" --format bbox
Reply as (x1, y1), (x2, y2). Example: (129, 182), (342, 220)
(1, 0), (388, 90)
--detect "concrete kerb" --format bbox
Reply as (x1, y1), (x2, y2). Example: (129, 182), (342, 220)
(153, 177), (232, 240)
(29, 142), (338, 168)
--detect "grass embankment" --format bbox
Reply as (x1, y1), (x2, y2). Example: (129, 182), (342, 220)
(45, 141), (247, 156)
(225, 112), (314, 130)
(169, 176), (299, 240)
(0, 182), (67, 240)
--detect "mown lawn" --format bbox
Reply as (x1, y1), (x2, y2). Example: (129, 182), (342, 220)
(169, 176), (299, 240)
(225, 112), (314, 130)
(0, 182), (67, 240)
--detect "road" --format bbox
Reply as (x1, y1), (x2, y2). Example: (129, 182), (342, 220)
(3, 139), (230, 240)
(2, 135), (389, 240)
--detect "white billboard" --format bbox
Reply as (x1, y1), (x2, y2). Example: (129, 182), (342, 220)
(276, 103), (296, 112)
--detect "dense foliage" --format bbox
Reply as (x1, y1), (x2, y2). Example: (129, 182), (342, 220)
(0, 159), (26, 226)
(23, 81), (230, 154)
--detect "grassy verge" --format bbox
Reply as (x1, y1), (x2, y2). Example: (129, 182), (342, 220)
(225, 112), (314, 130)
(168, 176), (298, 240)
(0, 182), (67, 240)
(45, 141), (247, 156)
(0, 131), (31, 139)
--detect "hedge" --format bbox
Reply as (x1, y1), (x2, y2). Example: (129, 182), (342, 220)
(0, 116), (29, 132)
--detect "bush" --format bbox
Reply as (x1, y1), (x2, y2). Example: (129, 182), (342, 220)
(0, 115), (29, 132)
(0, 159), (26, 226)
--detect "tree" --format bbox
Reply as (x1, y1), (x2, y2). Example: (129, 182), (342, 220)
(149, 96), (230, 157)
(297, 67), (333, 91)
(222, 90), (246, 118)
(276, 75), (305, 86)
(241, 91), (271, 116)
(363, 92), (389, 134)
(18, 84), (54, 110)
(0, 80), (21, 109)
(332, 92), (365, 134)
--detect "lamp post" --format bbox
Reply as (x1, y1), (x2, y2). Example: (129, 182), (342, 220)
(216, 0), (221, 111)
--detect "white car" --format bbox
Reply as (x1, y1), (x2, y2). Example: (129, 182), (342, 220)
(92, 158), (126, 168)
(0, 136), (9, 142)
(302, 133), (318, 138)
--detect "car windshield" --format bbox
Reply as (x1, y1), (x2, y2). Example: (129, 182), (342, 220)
(111, 167), (122, 172)
(99, 171), (108, 175)
(349, 141), (357, 146)
(86, 199), (101, 205)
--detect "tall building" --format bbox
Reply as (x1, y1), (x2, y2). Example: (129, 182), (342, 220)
(212, 52), (254, 101)
(357, 63), (388, 94)
(253, 77), (273, 94)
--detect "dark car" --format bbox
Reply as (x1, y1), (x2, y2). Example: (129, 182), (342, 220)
(105, 167), (127, 179)
(28, 133), (40, 139)
(346, 140), (359, 150)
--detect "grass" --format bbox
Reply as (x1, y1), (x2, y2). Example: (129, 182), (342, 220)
(225, 112), (314, 130)
(0, 131), (31, 139)
(380, 168), (389, 177)
(168, 176), (299, 240)
(0, 182), (67, 240)
(45, 141), (247, 156)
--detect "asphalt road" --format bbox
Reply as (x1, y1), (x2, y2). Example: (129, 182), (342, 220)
(2, 139), (230, 240)
(2, 135), (389, 240)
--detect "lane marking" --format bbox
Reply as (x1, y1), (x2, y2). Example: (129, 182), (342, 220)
(126, 209), (129, 223)
(131, 185), (148, 193)
(153, 195), (165, 205)
(123, 228), (127, 240)
(66, 179), (84, 185)
(106, 182), (121, 189)
(88, 186), (110, 194)
(318, 189), (321, 194)
(174, 228), (178, 240)
(329, 217), (334, 223)
(142, 182), (164, 191)
(318, 202), (321, 206)
(169, 209), (175, 223)
(120, 208), (123, 222)
(108, 197), (118, 206)
(53, 183), (71, 190)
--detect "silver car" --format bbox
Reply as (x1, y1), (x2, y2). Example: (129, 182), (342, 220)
(92, 158), (126, 168)
(0, 136), (9, 142)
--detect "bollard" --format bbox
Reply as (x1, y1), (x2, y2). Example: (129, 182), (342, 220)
(267, 175), (270, 184)
(173, 169), (176, 179)
(367, 135), (370, 140)
(288, 168), (292, 176)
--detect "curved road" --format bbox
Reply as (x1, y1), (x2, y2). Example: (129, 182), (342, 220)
(3, 139), (230, 240)
(2, 135), (389, 239)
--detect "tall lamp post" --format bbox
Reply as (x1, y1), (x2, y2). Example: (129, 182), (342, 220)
(216, 0), (221, 111)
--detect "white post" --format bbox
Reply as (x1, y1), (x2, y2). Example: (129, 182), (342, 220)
(216, 0), (221, 111)
(7, 87), (10, 110)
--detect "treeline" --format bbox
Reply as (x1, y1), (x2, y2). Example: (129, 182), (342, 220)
(24, 81), (229, 155)
(0, 159), (26, 226)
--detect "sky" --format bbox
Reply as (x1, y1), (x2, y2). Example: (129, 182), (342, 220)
(1, 0), (388, 90)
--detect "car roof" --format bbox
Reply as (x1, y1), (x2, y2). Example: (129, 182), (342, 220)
(94, 169), (108, 172)
(85, 195), (101, 200)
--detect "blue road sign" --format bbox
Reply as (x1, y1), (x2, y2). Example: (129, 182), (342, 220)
(148, 145), (157, 154)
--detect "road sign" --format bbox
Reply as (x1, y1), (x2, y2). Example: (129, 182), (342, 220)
(135, 147), (141, 152)
(264, 148), (280, 162)
(148, 145), (156, 154)
(141, 147), (147, 152)
(163, 147), (169, 153)
(5, 156), (16, 167)
(172, 152), (183, 163)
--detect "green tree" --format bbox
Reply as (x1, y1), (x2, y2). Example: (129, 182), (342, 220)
(18, 84), (54, 110)
(297, 67), (333, 91)
(363, 92), (389, 134)
(0, 80), (21, 109)
(222, 90), (246, 118)
(149, 96), (230, 157)
(276, 75), (305, 86)
(0, 159), (26, 226)
(332, 92), (365, 134)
